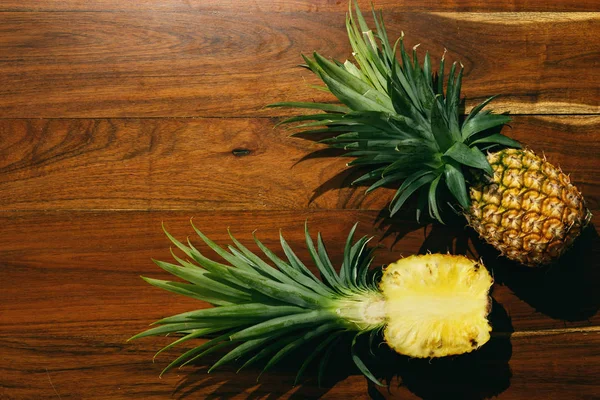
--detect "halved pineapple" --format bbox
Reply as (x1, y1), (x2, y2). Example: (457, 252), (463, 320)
(382, 254), (491, 358)
(131, 223), (492, 385)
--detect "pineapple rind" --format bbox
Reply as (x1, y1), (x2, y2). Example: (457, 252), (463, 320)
(380, 254), (492, 358)
(467, 149), (590, 266)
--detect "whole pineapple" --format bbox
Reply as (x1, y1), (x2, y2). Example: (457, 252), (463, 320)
(132, 223), (492, 385)
(468, 148), (589, 265)
(271, 3), (591, 266)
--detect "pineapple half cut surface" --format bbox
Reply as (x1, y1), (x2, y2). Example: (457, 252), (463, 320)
(270, 2), (591, 266)
(131, 222), (493, 386)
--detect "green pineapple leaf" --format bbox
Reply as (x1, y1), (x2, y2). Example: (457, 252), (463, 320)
(270, 2), (520, 222)
(444, 142), (493, 175)
(131, 222), (386, 386)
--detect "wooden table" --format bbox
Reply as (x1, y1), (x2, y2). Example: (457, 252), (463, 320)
(1, 1), (598, 399)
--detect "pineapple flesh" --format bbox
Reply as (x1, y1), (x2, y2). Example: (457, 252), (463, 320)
(131, 223), (492, 386)
(382, 254), (492, 358)
(271, 3), (591, 266)
(468, 149), (590, 266)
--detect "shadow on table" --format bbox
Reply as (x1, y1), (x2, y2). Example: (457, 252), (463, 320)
(376, 210), (600, 323)
(172, 353), (345, 400)
(488, 223), (599, 322)
(174, 372), (328, 399)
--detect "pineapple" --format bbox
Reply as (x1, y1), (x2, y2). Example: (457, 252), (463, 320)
(468, 148), (590, 266)
(131, 222), (492, 385)
(270, 3), (591, 266)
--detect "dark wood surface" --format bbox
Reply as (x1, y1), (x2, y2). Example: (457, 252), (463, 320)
(1, 1), (598, 399)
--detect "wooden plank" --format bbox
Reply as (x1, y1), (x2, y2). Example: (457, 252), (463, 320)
(1, 0), (598, 12)
(0, 327), (597, 399)
(0, 12), (598, 117)
(1, 210), (597, 338)
(1, 116), (598, 212)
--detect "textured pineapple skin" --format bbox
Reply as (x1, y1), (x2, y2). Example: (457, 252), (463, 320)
(380, 254), (492, 358)
(467, 148), (590, 266)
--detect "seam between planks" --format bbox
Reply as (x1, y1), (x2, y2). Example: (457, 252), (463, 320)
(493, 326), (600, 338)
(1, 114), (600, 121)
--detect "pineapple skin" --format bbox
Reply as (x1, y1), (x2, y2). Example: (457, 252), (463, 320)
(467, 148), (590, 266)
(380, 254), (492, 358)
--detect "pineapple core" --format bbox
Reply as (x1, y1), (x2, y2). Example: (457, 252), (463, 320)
(380, 254), (492, 358)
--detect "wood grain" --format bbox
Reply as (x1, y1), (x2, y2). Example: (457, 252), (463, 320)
(1, 116), (598, 213)
(0, 211), (597, 336)
(1, 323), (598, 399)
(1, 0), (598, 12)
(1, 2), (598, 399)
(0, 12), (598, 117)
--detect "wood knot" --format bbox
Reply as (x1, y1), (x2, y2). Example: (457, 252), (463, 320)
(231, 148), (252, 157)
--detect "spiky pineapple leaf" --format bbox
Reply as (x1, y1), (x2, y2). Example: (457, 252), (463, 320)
(131, 222), (385, 386)
(152, 259), (250, 301)
(259, 322), (340, 378)
(279, 231), (326, 285)
(251, 233), (326, 293)
(230, 310), (335, 341)
(304, 223), (343, 291)
(444, 142), (493, 175)
(271, 2), (520, 222)
(352, 332), (384, 386)
(237, 335), (298, 374)
(428, 175), (444, 222)
(469, 133), (522, 148)
(462, 112), (512, 140)
(159, 331), (235, 376)
(140, 276), (238, 306)
(207, 337), (270, 373)
(226, 267), (323, 308)
(340, 222), (358, 285)
(154, 304), (307, 325)
(463, 95), (499, 126)
(444, 163), (470, 208)
(430, 98), (454, 152)
(390, 170), (437, 216)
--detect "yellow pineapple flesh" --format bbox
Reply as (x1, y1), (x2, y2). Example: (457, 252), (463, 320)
(380, 254), (492, 358)
(467, 148), (590, 266)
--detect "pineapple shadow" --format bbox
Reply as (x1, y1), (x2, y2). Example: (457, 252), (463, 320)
(294, 149), (373, 209)
(482, 223), (599, 322)
(170, 326), (512, 400)
(289, 138), (399, 212)
(171, 340), (359, 400)
(376, 209), (599, 322)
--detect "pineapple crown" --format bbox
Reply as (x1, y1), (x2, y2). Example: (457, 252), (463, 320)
(270, 2), (521, 222)
(130, 221), (386, 386)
